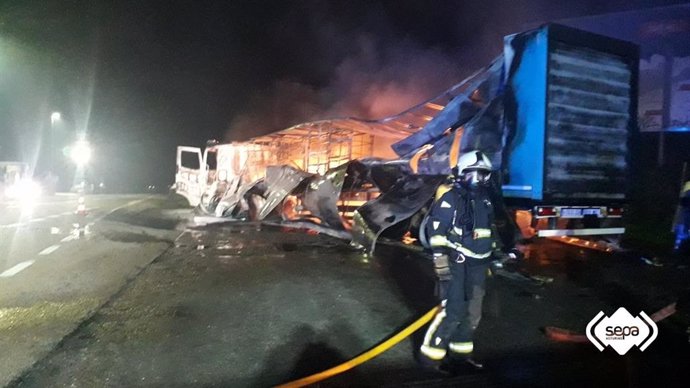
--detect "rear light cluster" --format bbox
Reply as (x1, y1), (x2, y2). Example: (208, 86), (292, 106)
(607, 207), (624, 217)
(536, 206), (558, 217)
(535, 206), (624, 218)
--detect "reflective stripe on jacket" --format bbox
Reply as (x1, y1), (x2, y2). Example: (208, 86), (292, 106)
(425, 185), (494, 259)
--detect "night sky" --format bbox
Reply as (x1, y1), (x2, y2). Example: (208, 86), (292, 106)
(0, 0), (686, 191)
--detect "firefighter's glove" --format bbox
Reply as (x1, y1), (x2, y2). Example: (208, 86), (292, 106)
(506, 247), (524, 261)
(433, 253), (452, 281)
(492, 249), (507, 261)
(493, 247), (522, 262)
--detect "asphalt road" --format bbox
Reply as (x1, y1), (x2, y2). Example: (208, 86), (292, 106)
(7, 217), (690, 387)
(1, 194), (147, 276)
(0, 194), (185, 387)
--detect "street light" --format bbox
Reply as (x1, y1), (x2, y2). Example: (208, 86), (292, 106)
(70, 140), (92, 167)
(50, 111), (61, 125)
(49, 112), (62, 175)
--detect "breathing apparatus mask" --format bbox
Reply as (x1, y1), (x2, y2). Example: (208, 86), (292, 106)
(453, 151), (493, 189)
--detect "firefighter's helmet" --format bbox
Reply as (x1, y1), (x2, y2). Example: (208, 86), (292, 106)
(454, 151), (492, 187)
(456, 151), (492, 173)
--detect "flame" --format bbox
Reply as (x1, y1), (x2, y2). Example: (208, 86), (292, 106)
(402, 232), (417, 245)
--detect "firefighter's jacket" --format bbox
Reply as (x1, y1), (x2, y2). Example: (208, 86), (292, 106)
(426, 184), (495, 259)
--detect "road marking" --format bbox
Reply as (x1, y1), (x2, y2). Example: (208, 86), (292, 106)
(0, 209), (86, 229)
(39, 245), (60, 255)
(0, 260), (35, 277)
(93, 197), (152, 224)
(107, 197), (151, 216)
(174, 230), (188, 243)
(60, 235), (77, 243)
(0, 197), (147, 229)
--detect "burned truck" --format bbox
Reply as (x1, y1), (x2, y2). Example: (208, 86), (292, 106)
(174, 24), (639, 251)
(174, 121), (401, 228)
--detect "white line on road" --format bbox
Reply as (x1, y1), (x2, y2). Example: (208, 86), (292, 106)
(38, 245), (60, 255)
(93, 197), (153, 224)
(174, 230), (188, 244)
(108, 197), (152, 216)
(0, 210), (90, 229)
(60, 235), (77, 243)
(0, 260), (35, 277)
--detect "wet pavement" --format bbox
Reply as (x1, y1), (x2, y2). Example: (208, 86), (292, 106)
(9, 217), (690, 387)
(0, 195), (187, 386)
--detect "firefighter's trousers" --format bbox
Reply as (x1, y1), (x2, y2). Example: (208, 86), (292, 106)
(421, 258), (489, 361)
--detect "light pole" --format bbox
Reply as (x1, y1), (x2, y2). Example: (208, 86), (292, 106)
(70, 137), (92, 193)
(49, 112), (61, 174)
(69, 138), (92, 222)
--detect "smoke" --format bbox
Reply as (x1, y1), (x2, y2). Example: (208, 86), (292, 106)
(224, 0), (648, 142)
(328, 36), (465, 118)
(225, 23), (468, 141)
(226, 81), (323, 140)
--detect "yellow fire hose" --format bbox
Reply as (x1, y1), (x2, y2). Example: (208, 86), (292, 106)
(274, 305), (441, 388)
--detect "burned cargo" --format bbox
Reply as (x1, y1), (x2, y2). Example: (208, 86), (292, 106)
(173, 24), (639, 252)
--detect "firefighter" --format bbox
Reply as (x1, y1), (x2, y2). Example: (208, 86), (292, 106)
(419, 150), (514, 371)
(674, 180), (690, 253)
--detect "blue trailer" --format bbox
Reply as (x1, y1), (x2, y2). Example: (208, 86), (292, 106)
(501, 24), (638, 238)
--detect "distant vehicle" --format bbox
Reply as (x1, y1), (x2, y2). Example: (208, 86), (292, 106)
(0, 161), (42, 201)
(70, 180), (94, 194)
